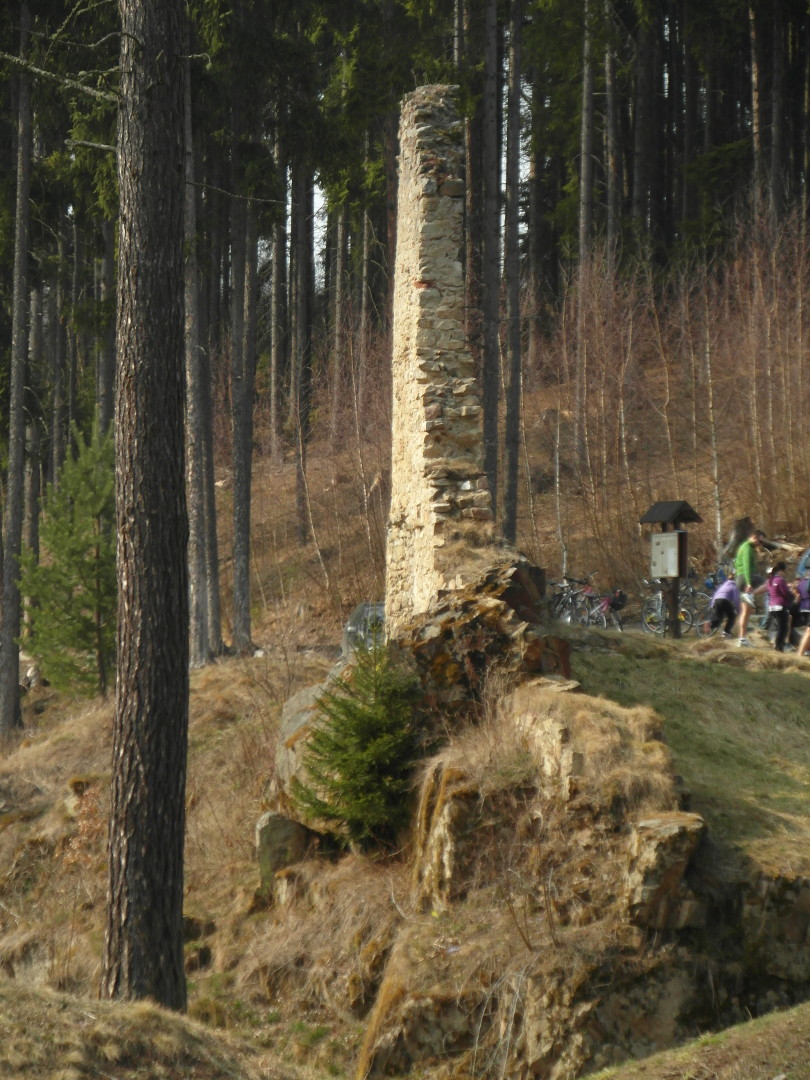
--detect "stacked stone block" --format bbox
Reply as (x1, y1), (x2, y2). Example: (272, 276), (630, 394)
(386, 85), (494, 636)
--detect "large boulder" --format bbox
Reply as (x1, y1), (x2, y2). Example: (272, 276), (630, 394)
(393, 557), (570, 718)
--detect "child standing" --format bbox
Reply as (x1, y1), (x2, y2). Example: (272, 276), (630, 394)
(755, 562), (793, 652)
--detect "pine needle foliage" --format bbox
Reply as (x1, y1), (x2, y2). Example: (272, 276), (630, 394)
(292, 644), (421, 850)
(19, 423), (116, 697)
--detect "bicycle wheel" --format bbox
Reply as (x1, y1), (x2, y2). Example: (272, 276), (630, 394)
(588, 608), (607, 629)
(609, 609), (623, 631)
(695, 602), (717, 637)
(641, 595), (664, 634)
(676, 606), (694, 634)
(561, 601), (589, 626)
(684, 591), (712, 618)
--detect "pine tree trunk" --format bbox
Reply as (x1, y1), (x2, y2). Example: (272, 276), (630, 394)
(101, 0), (188, 1011)
(269, 137), (287, 463)
(185, 51), (211, 667)
(329, 205), (346, 449)
(0, 2), (32, 738)
(578, 0), (594, 262)
(50, 223), (68, 485)
(293, 167), (314, 548)
(526, 72), (543, 373)
(481, 0), (500, 511)
(98, 219), (116, 435)
(749, 5), (764, 206)
(604, 0), (621, 256)
(231, 187), (255, 653)
(464, 0), (483, 370)
(770, 0), (785, 217)
(632, 14), (654, 234)
(24, 285), (42, 565)
(680, 0), (697, 222)
(502, 0), (523, 544)
(575, 0), (595, 468)
(68, 217), (85, 446)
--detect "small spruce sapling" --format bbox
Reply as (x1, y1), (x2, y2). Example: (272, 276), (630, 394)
(19, 422), (116, 696)
(292, 643), (421, 850)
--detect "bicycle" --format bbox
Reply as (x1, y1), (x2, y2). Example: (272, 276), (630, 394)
(548, 576), (592, 625)
(640, 578), (695, 635)
(549, 573), (625, 630)
(679, 578), (713, 618)
(579, 578), (626, 631)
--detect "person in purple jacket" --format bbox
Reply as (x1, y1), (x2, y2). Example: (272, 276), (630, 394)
(754, 562), (793, 652)
(704, 577), (741, 638)
(792, 574), (810, 629)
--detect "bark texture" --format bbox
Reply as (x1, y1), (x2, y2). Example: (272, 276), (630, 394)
(101, 0), (189, 1011)
(0, 2), (32, 737)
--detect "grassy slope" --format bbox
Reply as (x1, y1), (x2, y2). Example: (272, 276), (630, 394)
(591, 998), (810, 1080)
(573, 634), (810, 875)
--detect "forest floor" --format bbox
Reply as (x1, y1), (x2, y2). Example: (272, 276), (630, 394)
(2, 425), (810, 1079)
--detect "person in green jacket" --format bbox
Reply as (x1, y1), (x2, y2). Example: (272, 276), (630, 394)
(735, 528), (766, 647)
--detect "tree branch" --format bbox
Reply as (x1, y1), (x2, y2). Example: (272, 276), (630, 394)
(66, 138), (116, 153)
(0, 50), (117, 104)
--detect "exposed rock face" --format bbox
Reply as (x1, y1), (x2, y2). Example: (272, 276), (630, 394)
(357, 683), (810, 1080)
(394, 558), (569, 717)
(386, 85), (495, 637)
(254, 813), (320, 901)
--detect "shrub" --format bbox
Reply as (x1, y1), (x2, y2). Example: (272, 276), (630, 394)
(292, 644), (421, 850)
(19, 423), (116, 696)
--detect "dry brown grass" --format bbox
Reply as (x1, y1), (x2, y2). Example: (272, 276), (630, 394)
(0, 978), (269, 1079)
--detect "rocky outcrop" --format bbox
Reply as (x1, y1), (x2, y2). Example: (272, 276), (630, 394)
(356, 681), (810, 1080)
(265, 559), (567, 831)
(394, 557), (569, 718)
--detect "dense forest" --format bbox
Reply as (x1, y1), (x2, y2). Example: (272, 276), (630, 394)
(2, 0), (810, 702)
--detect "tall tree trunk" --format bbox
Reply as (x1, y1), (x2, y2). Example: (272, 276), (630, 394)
(50, 223), (68, 485)
(604, 0), (621, 256)
(526, 70), (544, 374)
(578, 0), (595, 262)
(269, 134), (287, 463)
(749, 5), (765, 207)
(770, 0), (785, 217)
(464, 0), (483, 369)
(230, 180), (253, 653)
(632, 13), (654, 235)
(206, 157), (224, 373)
(481, 0), (500, 511)
(68, 217), (84, 442)
(330, 204), (347, 449)
(185, 48), (211, 667)
(575, 0), (595, 468)
(502, 0), (523, 544)
(97, 218), (116, 435)
(355, 196), (372, 413)
(680, 0), (696, 223)
(24, 284), (42, 565)
(0, 2), (32, 738)
(292, 166), (314, 548)
(101, 0), (188, 1011)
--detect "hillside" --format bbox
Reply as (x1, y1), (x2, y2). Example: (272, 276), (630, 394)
(1, 420), (809, 1078)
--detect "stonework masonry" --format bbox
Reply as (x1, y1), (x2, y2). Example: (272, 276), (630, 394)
(385, 85), (495, 636)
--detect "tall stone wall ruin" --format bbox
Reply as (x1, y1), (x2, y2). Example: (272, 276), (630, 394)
(385, 85), (494, 636)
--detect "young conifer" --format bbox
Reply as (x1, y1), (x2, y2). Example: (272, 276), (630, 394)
(19, 422), (116, 696)
(292, 644), (421, 850)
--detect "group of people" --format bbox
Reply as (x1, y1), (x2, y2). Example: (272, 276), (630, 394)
(705, 528), (810, 654)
